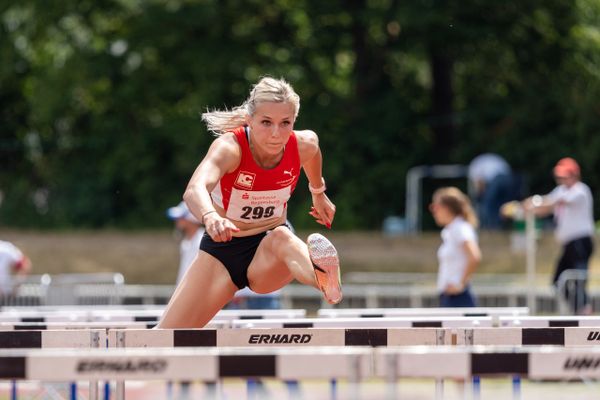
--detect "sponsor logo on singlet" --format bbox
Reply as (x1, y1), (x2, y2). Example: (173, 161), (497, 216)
(248, 334), (313, 344)
(235, 171), (256, 189)
(276, 167), (297, 187)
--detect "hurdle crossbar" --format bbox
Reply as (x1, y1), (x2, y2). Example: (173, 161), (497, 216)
(1, 346), (600, 381)
(318, 307), (529, 318)
(108, 328), (450, 347)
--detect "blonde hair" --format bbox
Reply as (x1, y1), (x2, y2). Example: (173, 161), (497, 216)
(433, 187), (479, 228)
(201, 77), (301, 135)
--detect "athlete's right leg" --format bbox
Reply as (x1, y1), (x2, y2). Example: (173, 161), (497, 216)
(157, 251), (238, 328)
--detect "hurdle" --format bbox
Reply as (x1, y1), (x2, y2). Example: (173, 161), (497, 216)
(317, 306), (529, 318)
(0, 321), (158, 331)
(107, 327), (452, 348)
(3, 346), (600, 400)
(374, 345), (600, 399)
(0, 308), (307, 325)
(106, 327), (450, 399)
(0, 329), (106, 400)
(454, 326), (600, 346)
(499, 315), (600, 327)
(231, 316), (495, 329)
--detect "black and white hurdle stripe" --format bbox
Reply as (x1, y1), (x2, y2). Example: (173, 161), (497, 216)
(108, 328), (449, 347)
(110, 327), (600, 348)
(318, 307), (529, 318)
(458, 327), (600, 346)
(499, 316), (600, 327)
(231, 316), (494, 329)
(2, 346), (600, 381)
(0, 308), (306, 326)
(0, 347), (372, 381)
(0, 329), (105, 349)
(0, 322), (156, 331)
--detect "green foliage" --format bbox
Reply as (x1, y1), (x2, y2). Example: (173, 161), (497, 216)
(1, 0), (599, 229)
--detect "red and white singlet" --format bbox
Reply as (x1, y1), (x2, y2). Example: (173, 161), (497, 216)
(210, 126), (300, 223)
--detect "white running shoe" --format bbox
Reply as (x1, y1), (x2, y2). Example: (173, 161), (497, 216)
(307, 233), (342, 305)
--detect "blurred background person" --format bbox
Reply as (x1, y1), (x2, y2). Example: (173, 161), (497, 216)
(468, 153), (514, 230)
(167, 201), (204, 285)
(523, 157), (594, 315)
(430, 187), (481, 307)
(0, 240), (32, 304)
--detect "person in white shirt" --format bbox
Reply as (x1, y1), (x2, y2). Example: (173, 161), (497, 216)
(524, 157), (595, 314)
(430, 187), (482, 307)
(166, 201), (204, 285)
(468, 153), (514, 229)
(0, 240), (32, 300)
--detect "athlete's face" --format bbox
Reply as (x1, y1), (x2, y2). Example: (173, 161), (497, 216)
(246, 101), (295, 156)
(429, 200), (455, 227)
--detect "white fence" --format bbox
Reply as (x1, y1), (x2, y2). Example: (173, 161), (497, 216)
(3, 272), (600, 315)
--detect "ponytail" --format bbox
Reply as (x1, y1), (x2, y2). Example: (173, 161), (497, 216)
(433, 187), (479, 228)
(201, 77), (300, 136)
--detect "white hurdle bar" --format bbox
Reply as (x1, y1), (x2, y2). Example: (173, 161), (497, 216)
(374, 346), (600, 380)
(0, 346), (373, 381)
(108, 328), (449, 347)
(0, 329), (106, 400)
(109, 326), (600, 348)
(0, 308), (306, 325)
(2, 346), (600, 382)
(499, 315), (600, 327)
(318, 307), (529, 318)
(0, 321), (159, 331)
(457, 327), (600, 346)
(0, 329), (106, 349)
(232, 316), (495, 328)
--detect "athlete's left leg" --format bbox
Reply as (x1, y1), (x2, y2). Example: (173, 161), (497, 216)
(247, 226), (342, 304)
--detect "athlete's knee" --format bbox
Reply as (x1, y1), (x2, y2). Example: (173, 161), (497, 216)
(268, 226), (295, 245)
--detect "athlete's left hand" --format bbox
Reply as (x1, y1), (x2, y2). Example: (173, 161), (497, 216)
(309, 193), (336, 229)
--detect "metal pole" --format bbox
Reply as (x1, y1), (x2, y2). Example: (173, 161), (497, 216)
(525, 209), (537, 314)
(116, 330), (126, 400)
(384, 353), (397, 400)
(89, 330), (100, 400)
(348, 354), (362, 400)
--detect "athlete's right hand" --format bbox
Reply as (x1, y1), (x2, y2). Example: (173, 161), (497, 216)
(204, 213), (240, 242)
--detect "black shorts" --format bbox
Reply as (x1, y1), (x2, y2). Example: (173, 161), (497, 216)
(199, 225), (290, 289)
(553, 235), (594, 284)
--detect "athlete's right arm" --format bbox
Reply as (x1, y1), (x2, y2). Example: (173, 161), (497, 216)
(183, 133), (241, 242)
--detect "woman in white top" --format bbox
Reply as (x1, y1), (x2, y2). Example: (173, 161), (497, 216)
(430, 187), (482, 307)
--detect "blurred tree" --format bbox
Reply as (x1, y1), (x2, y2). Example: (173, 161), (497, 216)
(0, 0), (599, 229)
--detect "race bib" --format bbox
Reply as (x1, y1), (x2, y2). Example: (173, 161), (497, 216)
(226, 186), (291, 222)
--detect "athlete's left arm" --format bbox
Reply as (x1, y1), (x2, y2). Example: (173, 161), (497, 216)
(296, 130), (336, 228)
